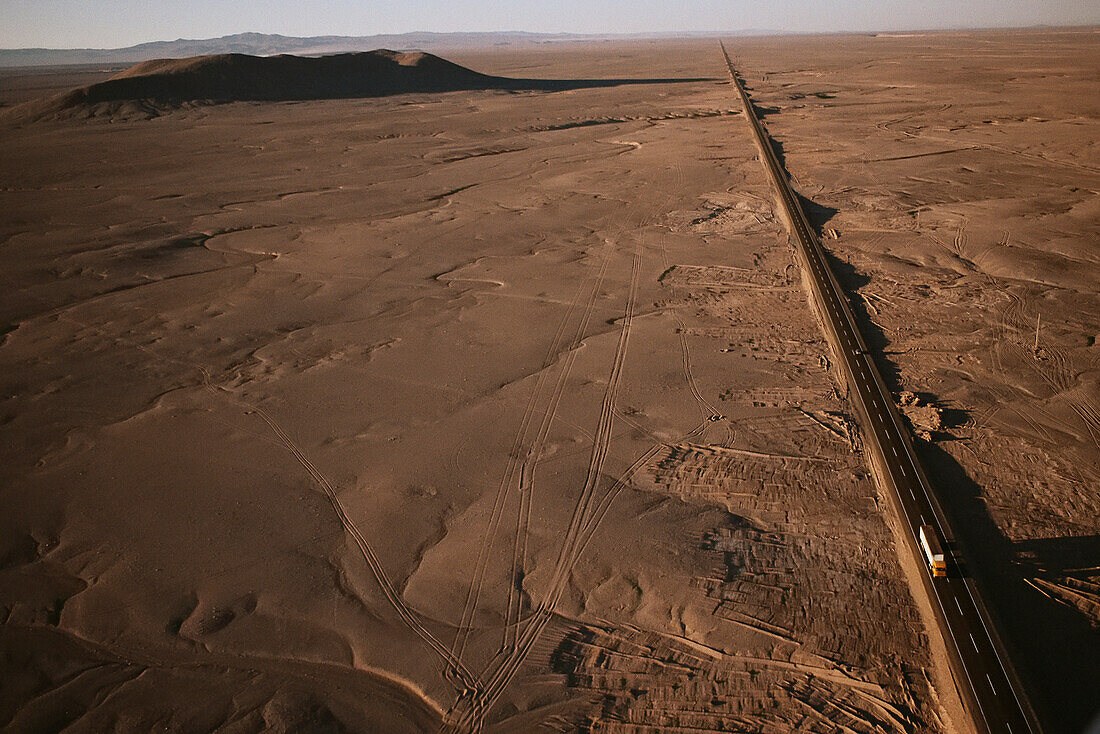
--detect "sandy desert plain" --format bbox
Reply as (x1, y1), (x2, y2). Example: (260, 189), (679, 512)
(1, 28), (1098, 734)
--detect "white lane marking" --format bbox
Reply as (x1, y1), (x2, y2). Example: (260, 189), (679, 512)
(959, 579), (1035, 732)
(865, 327), (1033, 732)
(988, 673), (997, 695)
(738, 80), (1006, 734)
(954, 597), (964, 615)
(891, 446), (898, 456)
(871, 376), (943, 514)
(920, 514), (927, 525)
(920, 560), (993, 732)
(900, 465), (907, 476)
(970, 633), (980, 652)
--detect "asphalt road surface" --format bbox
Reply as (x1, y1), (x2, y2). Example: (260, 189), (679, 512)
(720, 42), (1044, 734)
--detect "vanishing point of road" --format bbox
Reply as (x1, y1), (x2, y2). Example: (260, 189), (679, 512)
(719, 42), (1044, 734)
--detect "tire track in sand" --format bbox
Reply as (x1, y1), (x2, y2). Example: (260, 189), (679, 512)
(244, 402), (479, 692)
(450, 249), (614, 684)
(0, 266), (481, 693)
(446, 254), (641, 733)
(449, 137), (659, 680)
(446, 247), (612, 675)
(502, 254), (611, 653)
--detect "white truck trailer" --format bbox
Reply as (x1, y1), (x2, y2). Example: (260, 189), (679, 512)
(919, 524), (947, 577)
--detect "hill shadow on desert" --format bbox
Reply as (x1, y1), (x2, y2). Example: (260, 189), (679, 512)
(4, 49), (718, 122)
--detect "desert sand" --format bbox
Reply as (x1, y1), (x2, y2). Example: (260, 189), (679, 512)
(1, 30), (1096, 733)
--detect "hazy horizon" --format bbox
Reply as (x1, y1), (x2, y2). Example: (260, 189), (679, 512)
(3, 0), (1098, 49)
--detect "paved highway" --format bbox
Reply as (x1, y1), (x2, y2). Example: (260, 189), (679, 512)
(720, 43), (1044, 734)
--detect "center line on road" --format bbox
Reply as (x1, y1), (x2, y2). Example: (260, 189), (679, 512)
(727, 59), (1020, 734)
(970, 633), (980, 652)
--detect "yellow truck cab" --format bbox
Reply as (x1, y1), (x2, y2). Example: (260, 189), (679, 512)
(919, 524), (947, 577)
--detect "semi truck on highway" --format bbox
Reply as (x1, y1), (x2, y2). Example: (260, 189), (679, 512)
(919, 524), (948, 577)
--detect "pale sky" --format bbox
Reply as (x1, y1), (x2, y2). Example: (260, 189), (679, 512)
(3, 0), (1098, 49)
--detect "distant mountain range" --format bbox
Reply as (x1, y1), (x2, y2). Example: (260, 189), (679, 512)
(0, 30), (782, 68)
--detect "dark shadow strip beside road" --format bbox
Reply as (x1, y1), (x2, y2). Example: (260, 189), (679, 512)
(717, 40), (1089, 734)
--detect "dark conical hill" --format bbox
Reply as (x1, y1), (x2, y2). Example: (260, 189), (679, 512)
(5, 50), (509, 121)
